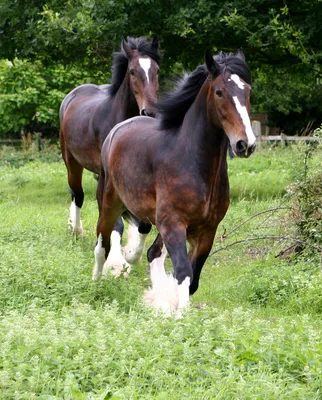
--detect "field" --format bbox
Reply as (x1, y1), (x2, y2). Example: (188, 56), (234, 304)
(0, 143), (322, 399)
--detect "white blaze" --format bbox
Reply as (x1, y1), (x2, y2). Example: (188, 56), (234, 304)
(233, 95), (256, 147)
(139, 58), (151, 83)
(229, 74), (245, 89)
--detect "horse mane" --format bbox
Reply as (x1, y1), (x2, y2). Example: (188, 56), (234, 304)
(108, 37), (161, 97)
(158, 52), (251, 131)
(215, 51), (251, 85)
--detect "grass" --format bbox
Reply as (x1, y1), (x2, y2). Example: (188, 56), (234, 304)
(0, 143), (322, 399)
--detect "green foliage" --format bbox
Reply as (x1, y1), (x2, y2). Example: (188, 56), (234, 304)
(0, 59), (106, 136)
(0, 142), (61, 168)
(235, 256), (322, 312)
(0, 0), (321, 135)
(1, 0), (321, 68)
(289, 126), (322, 247)
(38, 0), (127, 66)
(252, 65), (322, 133)
(2, 303), (322, 398)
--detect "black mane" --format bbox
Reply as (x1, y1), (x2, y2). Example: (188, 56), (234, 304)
(108, 37), (161, 97)
(158, 52), (251, 131)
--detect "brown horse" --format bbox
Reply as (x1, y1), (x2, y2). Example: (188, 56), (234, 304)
(59, 37), (160, 273)
(94, 50), (256, 315)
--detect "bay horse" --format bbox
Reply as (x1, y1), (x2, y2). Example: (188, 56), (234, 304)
(59, 37), (160, 273)
(94, 50), (256, 315)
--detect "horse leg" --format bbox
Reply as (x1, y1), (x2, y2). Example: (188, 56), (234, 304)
(122, 220), (152, 264)
(189, 232), (216, 295)
(60, 137), (84, 235)
(144, 233), (174, 313)
(96, 170), (105, 217)
(103, 216), (133, 279)
(145, 221), (192, 316)
(93, 180), (130, 280)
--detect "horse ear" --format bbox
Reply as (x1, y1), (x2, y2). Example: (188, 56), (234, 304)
(151, 36), (159, 50)
(122, 39), (133, 60)
(205, 49), (219, 76)
(235, 49), (245, 61)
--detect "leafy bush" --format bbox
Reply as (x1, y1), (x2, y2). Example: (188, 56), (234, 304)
(252, 65), (322, 134)
(0, 141), (61, 168)
(289, 125), (322, 248)
(0, 59), (106, 137)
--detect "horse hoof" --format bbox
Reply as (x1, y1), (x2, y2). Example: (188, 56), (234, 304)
(68, 219), (84, 237)
(143, 274), (190, 317)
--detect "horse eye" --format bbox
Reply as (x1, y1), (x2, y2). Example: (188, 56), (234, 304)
(216, 90), (223, 98)
(130, 69), (135, 76)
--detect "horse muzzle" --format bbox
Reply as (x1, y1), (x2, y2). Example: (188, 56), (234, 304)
(140, 108), (155, 118)
(234, 140), (256, 158)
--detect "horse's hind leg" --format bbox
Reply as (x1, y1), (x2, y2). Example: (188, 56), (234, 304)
(60, 137), (84, 235)
(67, 163), (84, 235)
(122, 219), (152, 264)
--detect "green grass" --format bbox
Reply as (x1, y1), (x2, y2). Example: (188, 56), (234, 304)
(0, 144), (322, 399)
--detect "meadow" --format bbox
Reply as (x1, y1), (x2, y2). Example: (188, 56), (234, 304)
(0, 143), (322, 399)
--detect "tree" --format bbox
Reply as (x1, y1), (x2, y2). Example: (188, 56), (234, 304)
(0, 59), (105, 136)
(0, 0), (321, 135)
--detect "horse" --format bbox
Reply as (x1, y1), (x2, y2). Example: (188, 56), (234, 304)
(59, 36), (160, 274)
(94, 49), (256, 315)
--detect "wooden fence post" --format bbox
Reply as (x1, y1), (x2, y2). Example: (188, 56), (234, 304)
(281, 132), (286, 148)
(252, 120), (262, 150)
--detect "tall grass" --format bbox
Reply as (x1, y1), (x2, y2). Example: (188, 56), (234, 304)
(0, 144), (321, 399)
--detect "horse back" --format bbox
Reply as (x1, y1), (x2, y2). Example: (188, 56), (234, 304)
(60, 83), (110, 123)
(60, 83), (112, 174)
(102, 116), (158, 166)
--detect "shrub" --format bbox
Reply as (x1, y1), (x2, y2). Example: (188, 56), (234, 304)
(289, 125), (322, 249)
(0, 59), (106, 137)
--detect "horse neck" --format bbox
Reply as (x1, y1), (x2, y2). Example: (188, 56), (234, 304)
(110, 73), (139, 123)
(178, 82), (229, 179)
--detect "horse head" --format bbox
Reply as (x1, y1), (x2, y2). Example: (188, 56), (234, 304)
(205, 49), (256, 157)
(122, 37), (160, 117)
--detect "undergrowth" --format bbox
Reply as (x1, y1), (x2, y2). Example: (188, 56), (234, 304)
(0, 144), (322, 398)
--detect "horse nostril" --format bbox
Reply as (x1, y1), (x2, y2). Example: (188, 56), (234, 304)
(249, 143), (256, 154)
(236, 140), (247, 154)
(141, 109), (147, 116)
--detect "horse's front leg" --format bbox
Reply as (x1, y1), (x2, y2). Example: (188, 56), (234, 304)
(164, 225), (192, 315)
(144, 220), (192, 316)
(189, 231), (216, 295)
